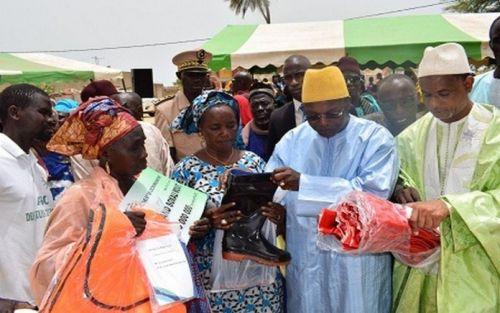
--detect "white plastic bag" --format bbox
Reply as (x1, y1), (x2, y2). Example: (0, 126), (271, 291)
(209, 222), (277, 292)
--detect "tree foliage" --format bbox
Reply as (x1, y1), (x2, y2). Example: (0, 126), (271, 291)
(445, 0), (500, 13)
(226, 0), (271, 24)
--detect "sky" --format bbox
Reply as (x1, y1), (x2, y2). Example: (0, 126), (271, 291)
(0, 0), (449, 85)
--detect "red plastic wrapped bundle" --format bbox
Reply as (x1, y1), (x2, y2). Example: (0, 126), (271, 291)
(317, 191), (440, 268)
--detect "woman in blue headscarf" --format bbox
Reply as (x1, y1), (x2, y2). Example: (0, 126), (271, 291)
(171, 90), (286, 313)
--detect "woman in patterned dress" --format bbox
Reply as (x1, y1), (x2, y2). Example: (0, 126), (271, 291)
(171, 91), (285, 313)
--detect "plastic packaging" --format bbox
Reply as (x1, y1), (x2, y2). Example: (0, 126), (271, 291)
(38, 204), (196, 313)
(317, 191), (440, 271)
(210, 222), (277, 292)
(135, 215), (206, 313)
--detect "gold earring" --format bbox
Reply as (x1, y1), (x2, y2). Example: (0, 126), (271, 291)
(105, 161), (111, 174)
(200, 134), (206, 148)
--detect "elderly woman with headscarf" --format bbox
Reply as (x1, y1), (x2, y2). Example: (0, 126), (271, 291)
(29, 97), (201, 312)
(70, 80), (119, 181)
(170, 90), (286, 313)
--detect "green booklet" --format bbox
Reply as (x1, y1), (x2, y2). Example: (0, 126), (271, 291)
(119, 168), (208, 243)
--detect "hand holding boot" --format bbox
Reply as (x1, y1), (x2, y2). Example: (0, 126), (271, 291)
(218, 167), (251, 191)
(271, 167), (301, 191)
(261, 202), (285, 226)
(207, 202), (243, 230)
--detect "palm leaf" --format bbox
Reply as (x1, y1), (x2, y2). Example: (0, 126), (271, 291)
(226, 0), (271, 23)
(444, 0), (500, 13)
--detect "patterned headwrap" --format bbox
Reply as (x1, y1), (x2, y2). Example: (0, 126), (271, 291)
(170, 90), (244, 148)
(47, 96), (139, 160)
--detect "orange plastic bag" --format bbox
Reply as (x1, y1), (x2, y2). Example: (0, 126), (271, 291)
(39, 204), (186, 313)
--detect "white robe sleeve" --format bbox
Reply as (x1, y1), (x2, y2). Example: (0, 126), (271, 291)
(296, 128), (399, 217)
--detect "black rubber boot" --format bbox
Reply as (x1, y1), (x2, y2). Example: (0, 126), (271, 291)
(221, 171), (291, 266)
(222, 210), (291, 266)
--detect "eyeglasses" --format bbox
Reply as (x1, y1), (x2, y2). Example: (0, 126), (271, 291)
(304, 110), (344, 121)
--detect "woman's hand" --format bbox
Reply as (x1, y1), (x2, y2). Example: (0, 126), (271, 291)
(189, 217), (211, 239)
(261, 202), (286, 226)
(124, 211), (147, 237)
(206, 202), (242, 230)
(218, 170), (231, 191)
(218, 167), (251, 191)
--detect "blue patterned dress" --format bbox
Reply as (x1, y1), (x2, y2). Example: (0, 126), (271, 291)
(172, 151), (285, 313)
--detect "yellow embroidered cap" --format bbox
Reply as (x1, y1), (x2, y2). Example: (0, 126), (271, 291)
(302, 66), (350, 104)
(172, 49), (213, 72)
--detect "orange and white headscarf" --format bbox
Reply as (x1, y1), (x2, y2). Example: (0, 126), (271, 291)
(47, 96), (139, 160)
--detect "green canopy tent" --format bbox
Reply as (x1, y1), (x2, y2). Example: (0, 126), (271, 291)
(0, 53), (126, 91)
(203, 13), (499, 71)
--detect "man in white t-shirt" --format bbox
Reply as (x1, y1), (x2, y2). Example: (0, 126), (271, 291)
(0, 84), (56, 312)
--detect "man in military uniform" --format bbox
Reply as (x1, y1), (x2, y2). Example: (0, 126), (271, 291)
(155, 49), (211, 162)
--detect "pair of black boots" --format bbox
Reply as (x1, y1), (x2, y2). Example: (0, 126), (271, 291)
(221, 171), (291, 266)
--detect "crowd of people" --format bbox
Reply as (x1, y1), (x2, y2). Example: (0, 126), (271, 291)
(0, 16), (499, 313)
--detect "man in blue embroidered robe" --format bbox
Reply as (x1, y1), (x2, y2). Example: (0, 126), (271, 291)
(266, 66), (399, 313)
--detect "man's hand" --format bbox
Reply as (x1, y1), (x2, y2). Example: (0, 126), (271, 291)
(271, 167), (300, 191)
(189, 217), (211, 239)
(393, 185), (421, 204)
(407, 199), (450, 230)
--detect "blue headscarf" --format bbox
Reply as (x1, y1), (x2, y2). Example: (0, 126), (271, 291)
(170, 90), (240, 134)
(54, 98), (79, 114)
(170, 90), (244, 149)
